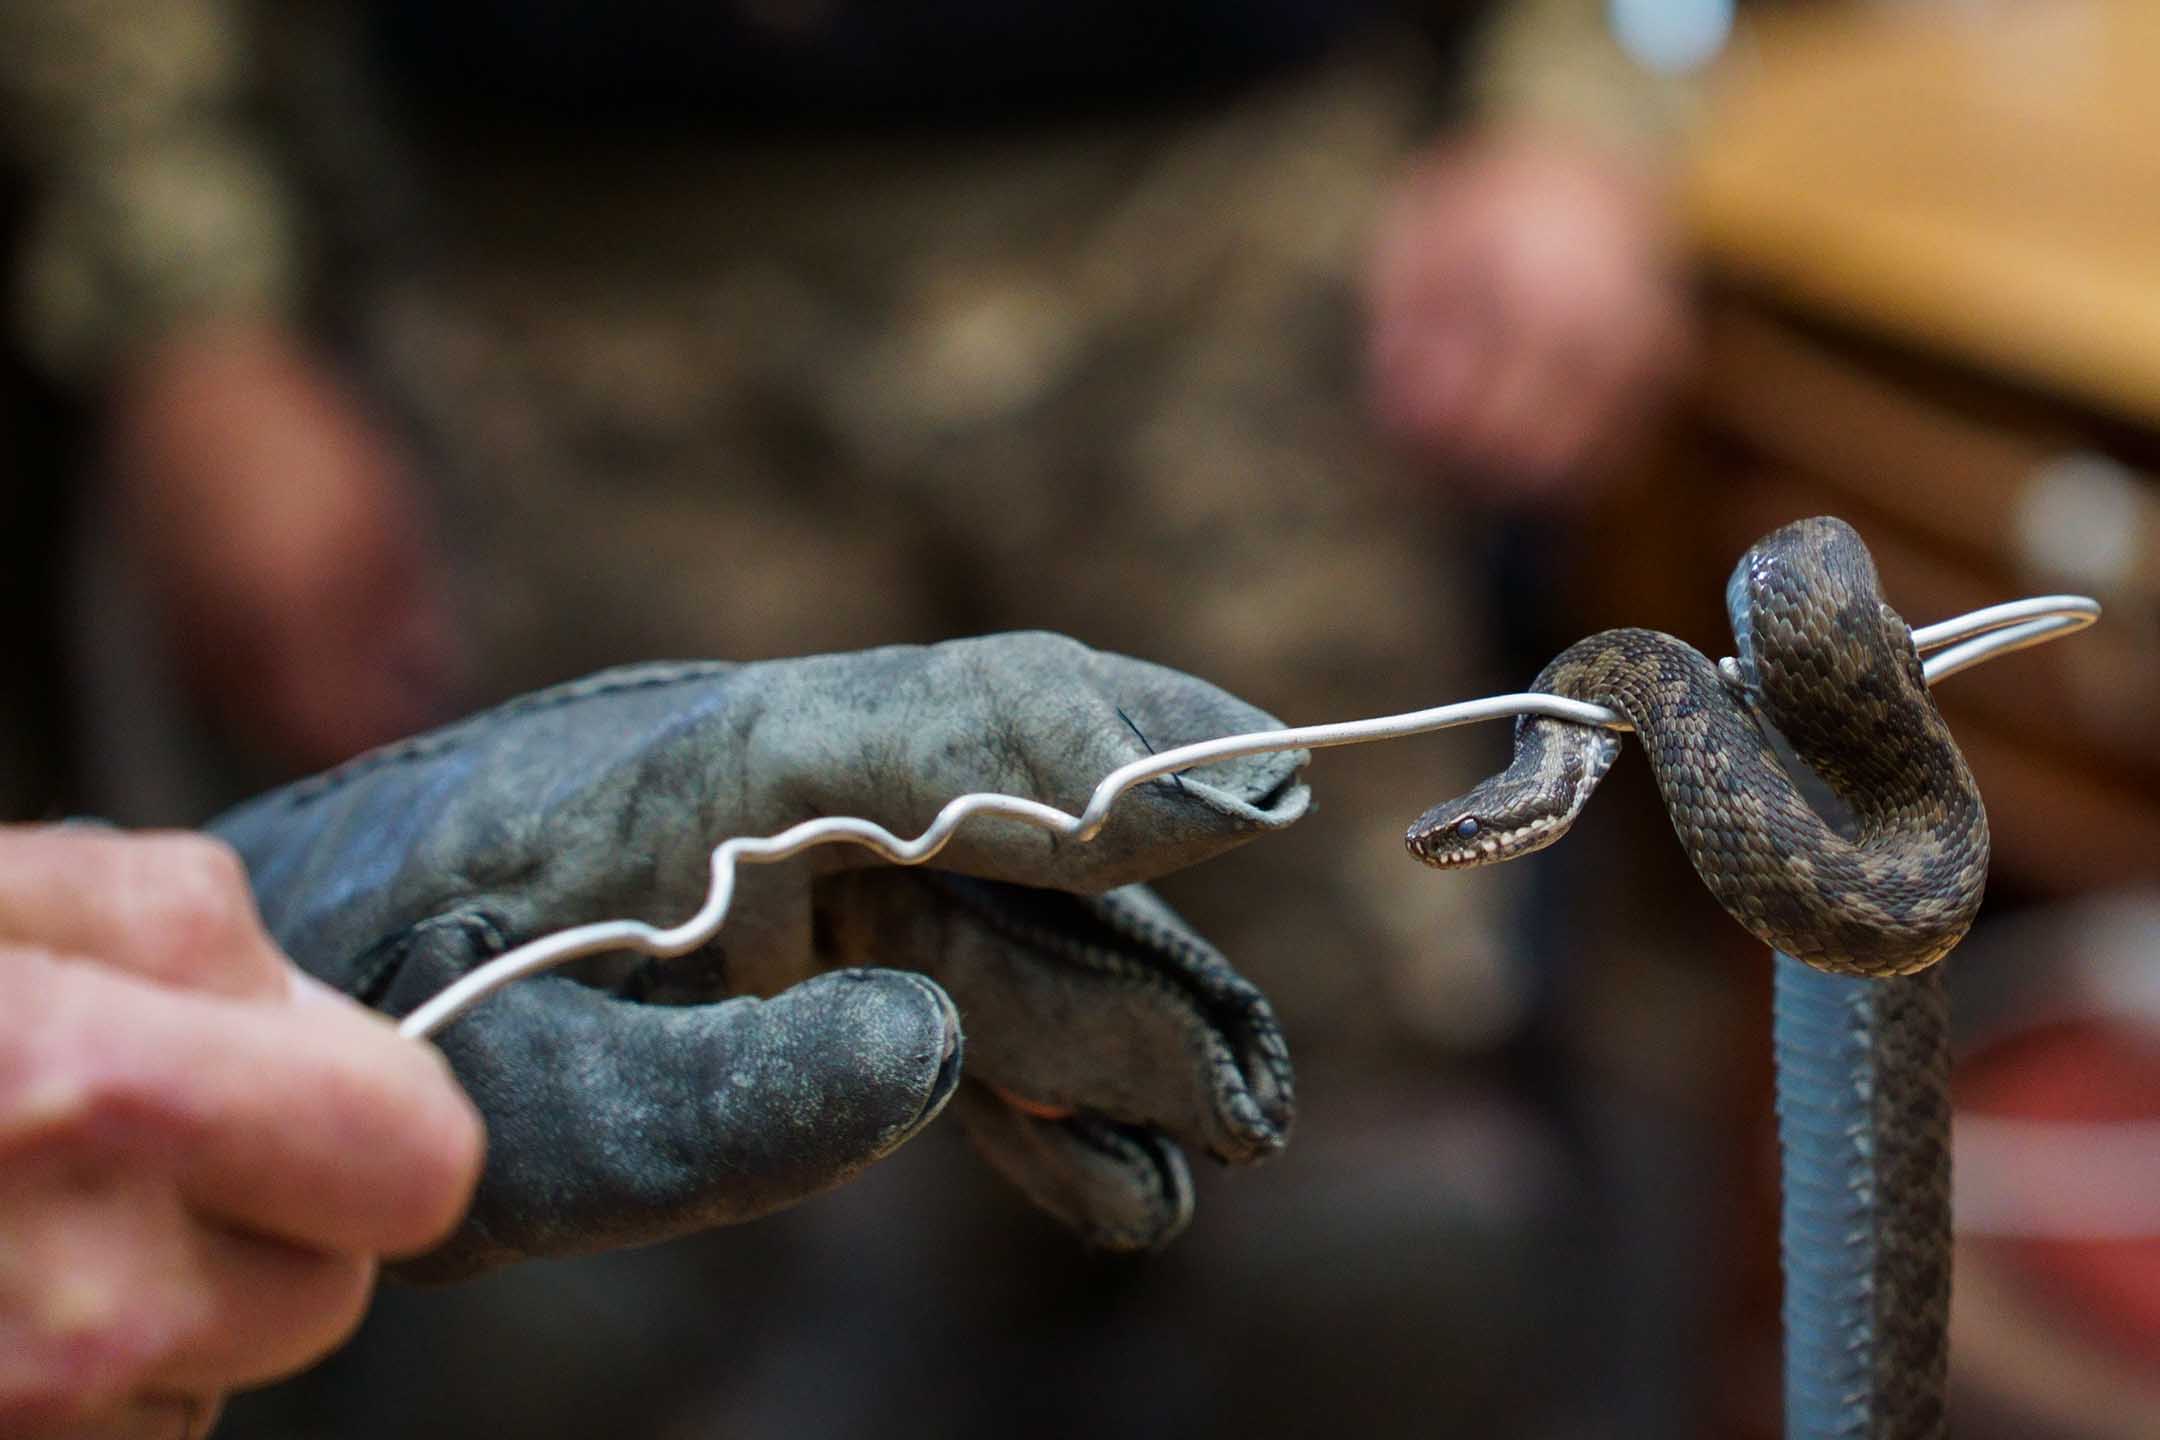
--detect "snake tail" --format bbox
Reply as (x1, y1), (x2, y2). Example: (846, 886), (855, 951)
(1775, 954), (1951, 1440)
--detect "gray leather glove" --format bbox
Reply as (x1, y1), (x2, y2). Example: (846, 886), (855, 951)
(210, 632), (1309, 1278)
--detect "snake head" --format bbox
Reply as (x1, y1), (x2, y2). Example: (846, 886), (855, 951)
(1403, 787), (1570, 868)
(1404, 718), (1621, 870)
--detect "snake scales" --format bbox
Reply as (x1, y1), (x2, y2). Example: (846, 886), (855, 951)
(1407, 516), (1988, 1439)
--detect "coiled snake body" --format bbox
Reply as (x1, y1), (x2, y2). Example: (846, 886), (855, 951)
(1408, 516), (1987, 1438)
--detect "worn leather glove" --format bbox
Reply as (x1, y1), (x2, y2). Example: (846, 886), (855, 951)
(210, 632), (1309, 1279)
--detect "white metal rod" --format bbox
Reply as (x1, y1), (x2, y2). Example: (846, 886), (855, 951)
(400, 591), (2100, 1040)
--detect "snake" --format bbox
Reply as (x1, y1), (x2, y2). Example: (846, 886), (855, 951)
(1406, 515), (1988, 1439)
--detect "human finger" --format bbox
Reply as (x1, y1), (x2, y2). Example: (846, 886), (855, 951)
(0, 1164), (343, 1433)
(140, 1230), (374, 1394)
(15, 950), (482, 1256)
(15, 1396), (214, 1440)
(0, 828), (289, 1001)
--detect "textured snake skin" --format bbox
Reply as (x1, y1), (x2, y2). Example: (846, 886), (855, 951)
(1776, 958), (1952, 1440)
(1406, 516), (1982, 1440)
(1405, 516), (1989, 977)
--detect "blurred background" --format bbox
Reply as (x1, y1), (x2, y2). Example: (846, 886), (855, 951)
(2, 0), (2154, 1435)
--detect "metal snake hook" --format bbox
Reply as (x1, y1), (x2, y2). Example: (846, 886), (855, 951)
(398, 592), (2098, 1041)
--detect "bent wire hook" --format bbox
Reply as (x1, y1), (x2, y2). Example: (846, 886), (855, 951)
(399, 593), (2099, 1041)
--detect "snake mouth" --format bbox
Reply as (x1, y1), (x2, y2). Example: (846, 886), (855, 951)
(1405, 718), (1619, 871)
(1405, 813), (1566, 868)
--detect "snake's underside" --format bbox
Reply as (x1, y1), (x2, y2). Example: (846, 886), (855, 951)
(1407, 516), (1987, 1440)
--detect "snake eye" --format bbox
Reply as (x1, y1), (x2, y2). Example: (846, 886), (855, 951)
(1455, 816), (1479, 839)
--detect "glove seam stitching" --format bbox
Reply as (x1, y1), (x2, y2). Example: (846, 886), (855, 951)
(273, 663), (737, 812)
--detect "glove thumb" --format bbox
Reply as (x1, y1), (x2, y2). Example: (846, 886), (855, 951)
(375, 921), (961, 1280)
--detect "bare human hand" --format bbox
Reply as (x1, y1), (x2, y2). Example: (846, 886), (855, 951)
(103, 320), (464, 771)
(0, 826), (483, 1438)
(1365, 127), (1693, 505)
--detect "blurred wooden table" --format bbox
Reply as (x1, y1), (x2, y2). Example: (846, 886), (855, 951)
(1688, 0), (2160, 427)
(1590, 0), (2160, 897)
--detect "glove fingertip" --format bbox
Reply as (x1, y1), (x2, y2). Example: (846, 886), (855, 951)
(808, 967), (966, 1149)
(951, 1083), (1194, 1252)
(397, 967), (964, 1278)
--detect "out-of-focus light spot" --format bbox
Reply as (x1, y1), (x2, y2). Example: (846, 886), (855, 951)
(2016, 450), (2144, 593)
(1609, 0), (1734, 75)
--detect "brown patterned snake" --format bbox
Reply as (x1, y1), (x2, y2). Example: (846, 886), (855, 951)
(1406, 515), (1987, 1439)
